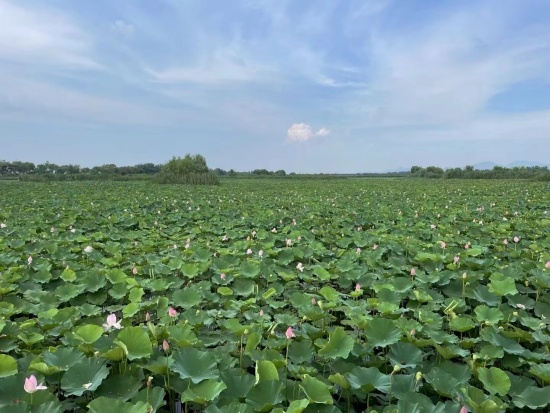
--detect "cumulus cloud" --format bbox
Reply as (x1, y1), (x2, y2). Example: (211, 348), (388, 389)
(111, 20), (134, 38)
(287, 123), (331, 141)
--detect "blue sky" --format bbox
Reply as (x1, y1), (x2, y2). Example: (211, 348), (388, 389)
(1, 0), (549, 173)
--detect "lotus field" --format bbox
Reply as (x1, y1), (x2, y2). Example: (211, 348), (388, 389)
(1, 179), (550, 413)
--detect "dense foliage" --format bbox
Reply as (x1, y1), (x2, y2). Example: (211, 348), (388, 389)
(0, 178), (549, 413)
(410, 165), (550, 180)
(154, 155), (219, 185)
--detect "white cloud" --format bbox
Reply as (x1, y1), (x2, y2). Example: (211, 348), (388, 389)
(0, 0), (99, 69)
(287, 123), (331, 141)
(111, 20), (135, 38)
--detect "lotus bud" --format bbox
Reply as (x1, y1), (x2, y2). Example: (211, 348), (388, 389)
(392, 365), (401, 373)
(317, 300), (324, 310)
(462, 272), (467, 279)
(513, 312), (518, 317)
(147, 376), (153, 387)
(473, 354), (479, 360)
(244, 329), (249, 335)
(415, 372), (422, 381)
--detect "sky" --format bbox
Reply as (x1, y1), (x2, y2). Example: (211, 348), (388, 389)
(1, 0), (550, 173)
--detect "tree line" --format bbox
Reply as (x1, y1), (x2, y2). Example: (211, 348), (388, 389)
(410, 165), (550, 180)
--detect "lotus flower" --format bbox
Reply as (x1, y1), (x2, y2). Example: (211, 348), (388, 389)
(246, 248), (253, 255)
(460, 406), (468, 413)
(162, 340), (170, 352)
(24, 375), (47, 393)
(373, 244), (378, 250)
(145, 312), (151, 321)
(271, 228), (277, 233)
(0, 223), (6, 228)
(430, 224), (436, 229)
(168, 307), (177, 317)
(286, 239), (292, 246)
(296, 262), (304, 272)
(440, 241), (446, 249)
(356, 247), (361, 254)
(355, 283), (361, 291)
(50, 226), (55, 233)
(258, 250), (264, 257)
(454, 256), (459, 264)
(132, 266), (138, 275)
(513, 236), (520, 243)
(220, 273), (226, 280)
(503, 239), (508, 245)
(546, 261), (550, 269)
(259, 309), (264, 317)
(252, 230), (257, 237)
(311, 297), (316, 305)
(285, 326), (295, 339)
(103, 313), (122, 331)
(84, 246), (93, 253)
(27, 256), (33, 265)
(410, 268), (416, 277)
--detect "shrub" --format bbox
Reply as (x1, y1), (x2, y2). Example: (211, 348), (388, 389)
(154, 154), (219, 185)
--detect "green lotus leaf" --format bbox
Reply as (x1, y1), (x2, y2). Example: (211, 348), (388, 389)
(0, 355), (17, 378)
(105, 269), (127, 284)
(95, 374), (143, 401)
(474, 306), (504, 326)
(388, 341), (424, 369)
(173, 288), (202, 308)
(255, 360), (279, 383)
(488, 273), (517, 297)
(318, 327), (354, 359)
(529, 363), (550, 382)
(181, 263), (199, 278)
(182, 379), (227, 405)
(346, 367), (390, 393)
(42, 348), (85, 371)
(365, 318), (401, 348)
(424, 361), (471, 397)
(114, 326), (153, 360)
(220, 369), (256, 399)
(87, 397), (150, 413)
(171, 347), (219, 383)
(60, 358), (109, 396)
(132, 387), (166, 413)
(60, 268), (77, 282)
(300, 375), (333, 404)
(246, 380), (284, 412)
(73, 324), (104, 344)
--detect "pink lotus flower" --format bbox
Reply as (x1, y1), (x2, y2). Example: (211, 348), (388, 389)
(430, 224), (436, 229)
(503, 239), (508, 245)
(546, 261), (550, 269)
(220, 273), (226, 280)
(258, 250), (264, 257)
(460, 406), (468, 413)
(356, 247), (361, 254)
(259, 309), (264, 317)
(24, 375), (47, 393)
(296, 262), (304, 272)
(410, 268), (416, 277)
(285, 326), (295, 339)
(252, 230), (257, 237)
(162, 340), (170, 352)
(246, 248), (253, 255)
(311, 297), (316, 305)
(168, 307), (177, 318)
(355, 283), (361, 291)
(84, 246), (93, 253)
(145, 312), (151, 321)
(103, 314), (122, 331)
(222, 235), (228, 241)
(464, 243), (470, 249)
(185, 242), (190, 249)
(513, 236), (520, 243)
(373, 244), (378, 250)
(50, 226), (55, 233)
(271, 228), (277, 233)
(440, 241), (446, 249)
(0, 223), (6, 228)
(286, 239), (292, 246)
(454, 256), (459, 264)
(410, 329), (416, 336)
(27, 256), (33, 265)
(132, 266), (138, 275)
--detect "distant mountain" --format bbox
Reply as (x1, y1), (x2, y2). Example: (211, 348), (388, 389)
(473, 162), (498, 170)
(474, 161), (548, 170)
